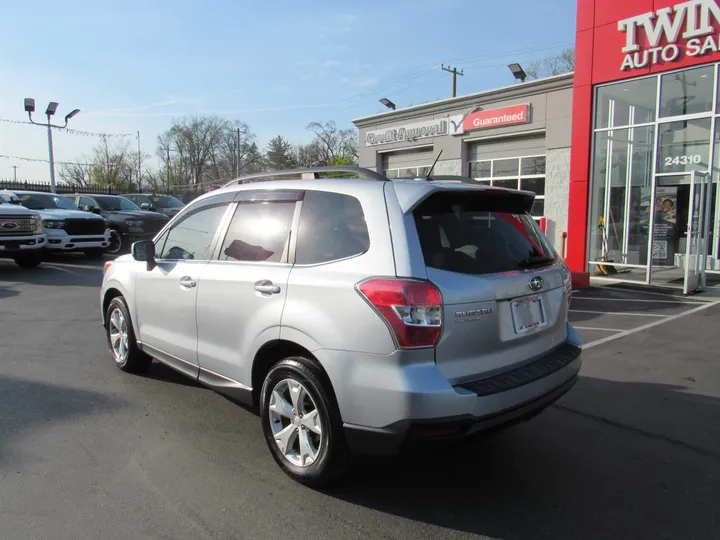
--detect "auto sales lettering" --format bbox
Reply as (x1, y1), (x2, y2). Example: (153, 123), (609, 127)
(619, 0), (720, 70)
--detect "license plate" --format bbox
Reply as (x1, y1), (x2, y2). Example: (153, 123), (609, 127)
(511, 296), (547, 334)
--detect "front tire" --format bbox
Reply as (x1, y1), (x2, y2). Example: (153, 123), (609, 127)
(105, 296), (151, 373)
(14, 252), (43, 268)
(106, 229), (124, 255)
(260, 357), (350, 487)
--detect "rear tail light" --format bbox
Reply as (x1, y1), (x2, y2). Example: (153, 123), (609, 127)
(357, 278), (442, 349)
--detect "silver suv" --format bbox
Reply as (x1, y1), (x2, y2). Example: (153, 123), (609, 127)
(100, 166), (582, 486)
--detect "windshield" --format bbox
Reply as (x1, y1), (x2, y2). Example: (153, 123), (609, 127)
(95, 196), (142, 211)
(16, 193), (79, 211)
(413, 192), (555, 275)
(151, 195), (184, 208)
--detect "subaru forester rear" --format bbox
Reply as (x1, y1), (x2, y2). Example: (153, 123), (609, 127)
(100, 167), (581, 487)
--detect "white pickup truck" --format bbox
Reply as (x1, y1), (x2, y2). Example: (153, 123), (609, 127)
(0, 198), (46, 267)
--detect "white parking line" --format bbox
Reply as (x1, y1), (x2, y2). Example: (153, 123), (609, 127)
(574, 327), (625, 332)
(582, 302), (717, 349)
(571, 297), (704, 305)
(570, 310), (667, 317)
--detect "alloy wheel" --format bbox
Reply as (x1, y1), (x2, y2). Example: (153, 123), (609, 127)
(107, 230), (123, 254)
(268, 379), (323, 467)
(108, 307), (129, 363)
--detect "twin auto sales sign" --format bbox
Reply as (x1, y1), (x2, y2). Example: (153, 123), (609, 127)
(619, 0), (720, 71)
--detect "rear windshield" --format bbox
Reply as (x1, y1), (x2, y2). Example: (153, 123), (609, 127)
(413, 191), (555, 275)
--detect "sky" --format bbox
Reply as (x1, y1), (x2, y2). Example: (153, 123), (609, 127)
(0, 0), (578, 182)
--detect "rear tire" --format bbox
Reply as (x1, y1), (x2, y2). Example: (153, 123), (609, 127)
(13, 252), (43, 268)
(260, 357), (350, 488)
(105, 296), (151, 373)
(84, 248), (105, 259)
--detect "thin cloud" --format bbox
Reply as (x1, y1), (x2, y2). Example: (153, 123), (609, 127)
(357, 77), (379, 87)
(323, 60), (342, 68)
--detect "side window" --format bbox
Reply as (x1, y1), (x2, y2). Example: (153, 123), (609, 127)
(295, 191), (370, 265)
(78, 196), (96, 208)
(158, 204), (227, 261)
(219, 202), (296, 263)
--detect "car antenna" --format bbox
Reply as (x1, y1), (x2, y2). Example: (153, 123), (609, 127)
(426, 150), (443, 180)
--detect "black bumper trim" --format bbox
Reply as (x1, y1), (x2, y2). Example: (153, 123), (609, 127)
(344, 374), (579, 456)
(456, 342), (582, 397)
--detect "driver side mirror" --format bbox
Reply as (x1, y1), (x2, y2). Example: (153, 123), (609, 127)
(131, 240), (156, 271)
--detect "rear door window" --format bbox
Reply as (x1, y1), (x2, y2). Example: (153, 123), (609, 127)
(218, 201), (296, 263)
(413, 191), (555, 275)
(295, 191), (370, 265)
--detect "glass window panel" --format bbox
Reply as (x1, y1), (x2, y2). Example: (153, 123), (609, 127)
(589, 131), (609, 263)
(521, 156), (546, 175)
(492, 158), (519, 177)
(656, 117), (711, 174)
(492, 179), (518, 189)
(595, 77), (658, 129)
(219, 202), (295, 263)
(521, 177), (545, 195)
(531, 198), (544, 217)
(469, 161), (491, 178)
(473, 180), (491, 185)
(384, 169), (398, 179)
(417, 166), (431, 176)
(397, 168), (417, 178)
(160, 205), (227, 261)
(659, 65), (714, 118)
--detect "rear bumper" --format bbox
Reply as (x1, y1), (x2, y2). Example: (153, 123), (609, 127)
(0, 235), (46, 256)
(344, 373), (578, 455)
(320, 324), (583, 456)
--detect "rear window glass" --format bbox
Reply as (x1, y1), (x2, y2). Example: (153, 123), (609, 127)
(413, 192), (555, 275)
(295, 191), (370, 264)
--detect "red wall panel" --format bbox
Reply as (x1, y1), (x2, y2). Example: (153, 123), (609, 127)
(576, 0), (595, 31)
(595, 0), (653, 27)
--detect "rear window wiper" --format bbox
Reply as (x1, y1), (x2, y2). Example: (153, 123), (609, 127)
(518, 255), (556, 268)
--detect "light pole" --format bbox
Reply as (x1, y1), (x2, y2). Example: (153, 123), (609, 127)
(24, 98), (80, 193)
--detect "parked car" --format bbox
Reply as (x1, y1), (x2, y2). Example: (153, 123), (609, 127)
(125, 193), (185, 218)
(0, 190), (110, 258)
(72, 194), (169, 255)
(100, 166), (581, 487)
(0, 195), (46, 267)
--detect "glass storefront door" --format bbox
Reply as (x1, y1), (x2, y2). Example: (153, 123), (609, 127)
(590, 64), (720, 290)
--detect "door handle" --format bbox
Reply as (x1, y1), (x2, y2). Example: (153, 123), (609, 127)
(254, 280), (281, 295)
(180, 276), (197, 288)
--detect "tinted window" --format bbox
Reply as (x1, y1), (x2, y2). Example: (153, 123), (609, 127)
(295, 191), (370, 265)
(78, 196), (97, 208)
(219, 202), (295, 263)
(94, 196), (142, 211)
(159, 205), (227, 260)
(15, 193), (78, 210)
(413, 192), (554, 275)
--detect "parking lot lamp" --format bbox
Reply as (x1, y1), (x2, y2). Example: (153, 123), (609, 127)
(24, 98), (81, 193)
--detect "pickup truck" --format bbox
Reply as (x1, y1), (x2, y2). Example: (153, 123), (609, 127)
(0, 196), (46, 267)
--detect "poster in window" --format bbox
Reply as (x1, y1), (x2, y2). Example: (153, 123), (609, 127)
(651, 187), (678, 266)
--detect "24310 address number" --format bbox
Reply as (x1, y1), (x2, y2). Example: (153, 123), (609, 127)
(664, 155), (702, 167)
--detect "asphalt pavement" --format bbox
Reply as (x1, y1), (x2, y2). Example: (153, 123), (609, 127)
(1, 255), (719, 540)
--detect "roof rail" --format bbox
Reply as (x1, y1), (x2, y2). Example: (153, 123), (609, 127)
(223, 166), (386, 187)
(395, 175), (478, 184)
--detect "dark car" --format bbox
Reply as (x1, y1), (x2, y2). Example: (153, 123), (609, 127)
(125, 193), (185, 218)
(72, 194), (169, 254)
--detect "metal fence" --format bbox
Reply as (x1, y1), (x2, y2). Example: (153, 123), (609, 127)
(0, 180), (214, 203)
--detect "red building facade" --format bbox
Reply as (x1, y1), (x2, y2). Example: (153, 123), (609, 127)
(570, 0), (720, 286)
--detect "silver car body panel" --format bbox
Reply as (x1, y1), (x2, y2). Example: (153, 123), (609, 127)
(101, 174), (581, 450)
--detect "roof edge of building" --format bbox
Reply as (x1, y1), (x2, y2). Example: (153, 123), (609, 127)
(352, 72), (574, 127)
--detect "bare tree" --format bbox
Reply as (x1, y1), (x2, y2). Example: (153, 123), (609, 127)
(90, 137), (134, 188)
(526, 48), (575, 80)
(305, 121), (359, 166)
(59, 161), (94, 187)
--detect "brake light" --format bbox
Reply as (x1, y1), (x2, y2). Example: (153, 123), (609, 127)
(357, 279), (442, 349)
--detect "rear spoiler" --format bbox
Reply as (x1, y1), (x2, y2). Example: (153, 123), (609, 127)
(396, 183), (536, 215)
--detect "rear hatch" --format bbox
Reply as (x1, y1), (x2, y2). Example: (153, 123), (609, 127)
(410, 188), (571, 384)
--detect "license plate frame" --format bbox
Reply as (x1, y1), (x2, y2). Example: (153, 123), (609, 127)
(510, 295), (547, 334)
